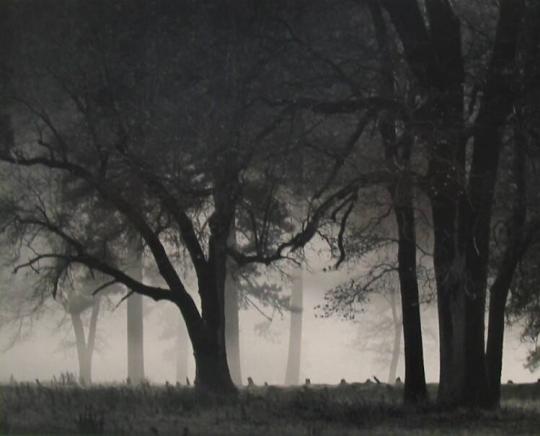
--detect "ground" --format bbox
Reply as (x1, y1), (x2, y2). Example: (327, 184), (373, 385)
(1, 381), (540, 435)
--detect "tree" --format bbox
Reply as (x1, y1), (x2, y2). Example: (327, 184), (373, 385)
(125, 238), (145, 384)
(284, 267), (304, 385)
(0, 1), (384, 393)
(356, 283), (403, 384)
(366, 0), (428, 402)
(225, 223), (242, 385)
(372, 0), (540, 407)
(60, 273), (102, 386)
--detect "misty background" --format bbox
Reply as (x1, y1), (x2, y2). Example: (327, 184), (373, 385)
(1, 245), (534, 386)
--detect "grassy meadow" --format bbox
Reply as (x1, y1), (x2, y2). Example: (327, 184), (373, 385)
(1, 380), (540, 435)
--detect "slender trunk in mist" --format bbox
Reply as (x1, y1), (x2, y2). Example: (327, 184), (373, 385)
(387, 290), (402, 384)
(225, 221), (242, 385)
(72, 313), (91, 385)
(285, 268), (303, 385)
(176, 317), (190, 383)
(388, 326), (401, 384)
(127, 241), (145, 384)
(70, 297), (100, 385)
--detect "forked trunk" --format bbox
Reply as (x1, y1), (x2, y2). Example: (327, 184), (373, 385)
(188, 181), (238, 394)
(70, 297), (100, 386)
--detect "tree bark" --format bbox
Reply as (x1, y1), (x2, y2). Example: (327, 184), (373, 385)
(285, 268), (303, 385)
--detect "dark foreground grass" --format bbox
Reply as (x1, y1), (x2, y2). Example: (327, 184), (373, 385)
(1, 381), (540, 435)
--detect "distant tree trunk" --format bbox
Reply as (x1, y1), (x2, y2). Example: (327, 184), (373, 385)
(387, 290), (402, 384)
(388, 325), (401, 384)
(225, 220), (242, 385)
(285, 268), (303, 385)
(127, 293), (144, 384)
(70, 297), (100, 385)
(127, 241), (145, 384)
(175, 317), (190, 384)
(71, 312), (91, 385)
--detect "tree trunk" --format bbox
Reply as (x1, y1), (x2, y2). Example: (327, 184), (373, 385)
(367, 0), (427, 403)
(486, 268), (515, 405)
(172, 284), (236, 394)
(175, 317), (190, 384)
(225, 222), (242, 385)
(187, 261), (237, 393)
(127, 241), (145, 384)
(70, 297), (100, 386)
(191, 330), (236, 393)
(285, 268), (303, 385)
(71, 312), (91, 386)
(388, 322), (402, 385)
(394, 199), (428, 403)
(487, 3), (539, 407)
(486, 117), (527, 407)
(432, 202), (467, 405)
(377, 0), (524, 409)
(127, 292), (144, 384)
(187, 179), (237, 394)
(387, 290), (401, 384)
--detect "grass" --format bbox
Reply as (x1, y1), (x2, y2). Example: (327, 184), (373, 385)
(1, 381), (540, 435)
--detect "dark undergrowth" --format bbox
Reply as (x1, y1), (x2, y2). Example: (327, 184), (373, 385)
(1, 382), (540, 435)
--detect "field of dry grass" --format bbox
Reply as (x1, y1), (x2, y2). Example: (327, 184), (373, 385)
(1, 381), (540, 435)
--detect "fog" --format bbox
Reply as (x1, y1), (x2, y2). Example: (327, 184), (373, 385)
(0, 258), (535, 386)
